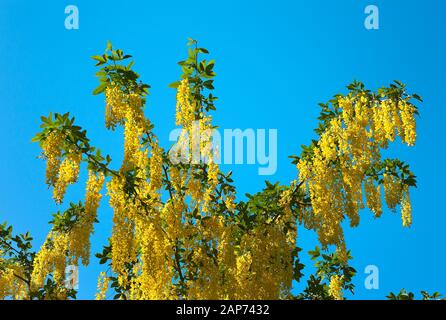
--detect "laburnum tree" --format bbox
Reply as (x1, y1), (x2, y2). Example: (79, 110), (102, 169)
(0, 40), (441, 300)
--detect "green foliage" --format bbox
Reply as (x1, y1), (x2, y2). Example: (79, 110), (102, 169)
(366, 158), (417, 188)
(50, 202), (90, 233)
(32, 112), (114, 176)
(92, 40), (150, 97)
(0, 222), (77, 299)
(33, 277), (77, 300)
(297, 247), (356, 300)
(0, 222), (34, 278)
(387, 289), (444, 300)
(170, 38), (218, 114)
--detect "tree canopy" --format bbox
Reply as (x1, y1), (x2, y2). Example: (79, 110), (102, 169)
(1, 40), (439, 300)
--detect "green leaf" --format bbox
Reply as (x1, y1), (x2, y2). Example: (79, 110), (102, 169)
(169, 81), (181, 89)
(92, 83), (108, 95)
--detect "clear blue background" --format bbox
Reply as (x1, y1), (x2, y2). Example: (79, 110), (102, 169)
(1, 0), (444, 299)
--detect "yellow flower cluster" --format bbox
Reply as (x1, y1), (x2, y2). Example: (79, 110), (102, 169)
(107, 175), (137, 280)
(372, 98), (417, 147)
(184, 216), (227, 299)
(202, 117), (219, 213)
(400, 100), (417, 146)
(232, 224), (295, 299)
(132, 220), (173, 299)
(176, 79), (195, 128)
(217, 226), (237, 296)
(401, 189), (412, 227)
(0, 265), (28, 300)
(85, 171), (105, 221)
(68, 171), (105, 266)
(203, 161), (219, 213)
(29, 170), (104, 297)
(149, 143), (163, 192)
(169, 166), (186, 193)
(383, 173), (403, 210)
(42, 131), (63, 185)
(170, 83), (234, 298)
(31, 232), (69, 289)
(328, 275), (344, 300)
(105, 85), (144, 130)
(186, 176), (202, 203)
(224, 195), (236, 212)
(0, 267), (15, 299)
(95, 272), (109, 300)
(373, 100), (398, 145)
(174, 80), (220, 216)
(364, 178), (382, 217)
(278, 183), (295, 222)
(105, 84), (172, 293)
(53, 152), (82, 204)
(178, 214), (295, 300)
(42, 131), (82, 204)
(297, 93), (417, 249)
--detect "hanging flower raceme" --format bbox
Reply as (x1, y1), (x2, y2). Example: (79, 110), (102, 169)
(105, 85), (127, 130)
(328, 275), (344, 300)
(233, 224), (294, 300)
(400, 100), (417, 146)
(68, 171), (105, 266)
(85, 171), (105, 222)
(176, 79), (195, 128)
(95, 272), (110, 300)
(383, 173), (403, 210)
(149, 143), (163, 192)
(31, 232), (69, 290)
(0, 264), (28, 300)
(41, 131), (64, 186)
(0, 267), (15, 299)
(364, 178), (383, 217)
(53, 152), (82, 204)
(134, 219), (173, 300)
(107, 174), (137, 282)
(401, 188), (412, 227)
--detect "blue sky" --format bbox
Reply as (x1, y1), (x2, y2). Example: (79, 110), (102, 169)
(0, 0), (445, 299)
